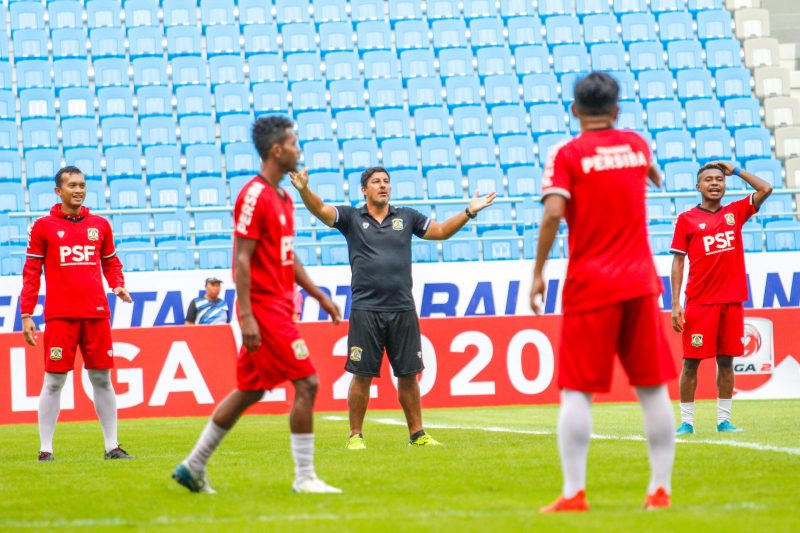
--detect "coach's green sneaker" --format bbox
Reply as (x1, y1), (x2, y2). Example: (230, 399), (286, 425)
(172, 462), (216, 494)
(346, 434), (366, 450)
(676, 422), (694, 435)
(38, 451), (53, 462)
(292, 475), (342, 494)
(409, 434), (441, 447)
(104, 446), (135, 459)
(717, 420), (744, 433)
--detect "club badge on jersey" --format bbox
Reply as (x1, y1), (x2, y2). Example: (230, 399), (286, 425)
(88, 228), (99, 241)
(725, 213), (735, 226)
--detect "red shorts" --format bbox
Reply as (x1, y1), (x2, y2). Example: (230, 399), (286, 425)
(43, 318), (114, 373)
(559, 295), (677, 393)
(236, 309), (315, 391)
(682, 302), (744, 359)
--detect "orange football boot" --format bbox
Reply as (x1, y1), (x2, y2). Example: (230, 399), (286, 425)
(644, 487), (671, 510)
(539, 490), (590, 513)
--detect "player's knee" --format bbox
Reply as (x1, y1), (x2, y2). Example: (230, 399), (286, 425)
(294, 375), (318, 400)
(716, 356), (734, 371)
(43, 372), (68, 394)
(87, 369), (113, 390)
(682, 359), (700, 375)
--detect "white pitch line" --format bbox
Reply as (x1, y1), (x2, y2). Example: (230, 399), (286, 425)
(323, 415), (800, 456)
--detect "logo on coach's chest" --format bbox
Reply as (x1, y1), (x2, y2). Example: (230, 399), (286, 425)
(87, 228), (99, 241)
(392, 218), (404, 231)
(361, 222), (369, 229)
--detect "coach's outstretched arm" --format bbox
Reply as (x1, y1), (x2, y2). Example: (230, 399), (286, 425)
(234, 236), (261, 353)
(293, 257), (342, 325)
(422, 190), (497, 240)
(530, 195), (565, 314)
(710, 161), (773, 210)
(290, 168), (337, 227)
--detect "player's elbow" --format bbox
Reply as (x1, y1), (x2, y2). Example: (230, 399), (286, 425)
(761, 184), (773, 197)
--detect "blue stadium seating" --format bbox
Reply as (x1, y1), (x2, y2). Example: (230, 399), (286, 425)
(724, 98), (761, 129)
(275, 0), (311, 25)
(453, 106), (490, 140)
(444, 76), (482, 108)
(141, 116), (177, 147)
(664, 161), (701, 191)
(508, 166), (542, 196)
(667, 40), (704, 71)
(706, 39), (742, 71)
(190, 177), (227, 207)
(400, 50), (437, 81)
(0, 121), (16, 150)
(314, 0), (347, 24)
(129, 27), (164, 58)
(396, 20), (430, 51)
(304, 140), (340, 171)
(695, 128), (733, 163)
(367, 79), (404, 110)
(138, 86), (173, 117)
(630, 41), (667, 73)
(239, 0), (271, 25)
(106, 146), (142, 180)
(677, 69), (714, 101)
(291, 81), (327, 113)
(214, 84), (250, 115)
(734, 128), (772, 161)
(621, 13), (658, 43)
(161, 240), (197, 270)
(646, 100), (683, 132)
(584, 14), (618, 44)
(439, 48), (476, 78)
(414, 107), (449, 139)
(659, 12), (694, 42)
(759, 195), (794, 219)
(325, 52), (360, 83)
(98, 87), (135, 118)
(745, 159), (783, 188)
(765, 220), (800, 252)
(201, 0), (236, 26)
(492, 105), (529, 137)
(186, 144), (222, 177)
(334, 109), (371, 142)
(210, 55), (246, 85)
(87, 1), (122, 29)
(320, 233), (349, 265)
(195, 211), (232, 240)
(20, 89), (55, 120)
(10, 2), (46, 31)
(282, 23), (317, 55)
(61, 118), (97, 149)
(0, 91), (14, 119)
(638, 70), (676, 102)
(426, 168), (463, 199)
(14, 29), (49, 60)
(90, 28), (126, 58)
(390, 169), (425, 199)
(656, 130), (693, 162)
(364, 50), (399, 80)
(220, 114), (253, 146)
(500, 135), (537, 168)
(696, 9), (732, 41)
(460, 136), (497, 170)
(126, 0), (160, 28)
(649, 222), (675, 254)
(50, 1), (84, 30)
(375, 109), (412, 141)
(485, 75), (520, 107)
(343, 139), (379, 171)
(530, 103), (568, 137)
(298, 111), (335, 143)
(421, 138), (458, 171)
(522, 74), (559, 104)
(591, 43), (627, 71)
(685, 98), (723, 131)
(0, 181), (25, 211)
(508, 16), (543, 49)
(407, 77), (444, 111)
(243, 24), (279, 56)
(110, 179), (146, 209)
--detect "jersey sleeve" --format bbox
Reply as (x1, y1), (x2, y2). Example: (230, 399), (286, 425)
(409, 208), (432, 238)
(540, 141), (572, 202)
(20, 219), (46, 315)
(735, 194), (759, 223)
(185, 299), (197, 324)
(332, 205), (355, 235)
(670, 215), (688, 255)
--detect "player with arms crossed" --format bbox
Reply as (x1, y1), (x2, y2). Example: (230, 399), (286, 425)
(530, 73), (677, 512)
(20, 166), (134, 462)
(173, 116), (343, 494)
(670, 162), (772, 435)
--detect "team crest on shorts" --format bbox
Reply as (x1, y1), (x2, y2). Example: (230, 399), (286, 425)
(691, 334), (704, 347)
(87, 228), (99, 241)
(50, 347), (63, 361)
(724, 213), (735, 226)
(292, 339), (309, 360)
(350, 346), (362, 362)
(392, 218), (404, 231)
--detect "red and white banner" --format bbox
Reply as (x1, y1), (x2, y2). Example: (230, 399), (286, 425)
(1, 309), (798, 424)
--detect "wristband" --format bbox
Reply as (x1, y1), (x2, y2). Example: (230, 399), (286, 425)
(20, 313), (31, 319)
(732, 166), (742, 176)
(465, 207), (477, 219)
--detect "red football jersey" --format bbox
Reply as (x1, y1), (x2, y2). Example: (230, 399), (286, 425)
(541, 129), (662, 313)
(21, 204), (124, 321)
(233, 176), (295, 318)
(670, 195), (756, 304)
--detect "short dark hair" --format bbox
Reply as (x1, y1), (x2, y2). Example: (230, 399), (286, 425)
(251, 115), (294, 161)
(360, 166), (390, 189)
(697, 162), (727, 183)
(55, 166), (84, 187)
(573, 72), (619, 117)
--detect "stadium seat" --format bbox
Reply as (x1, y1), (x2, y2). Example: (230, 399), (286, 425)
(667, 40), (704, 71)
(243, 24), (280, 56)
(590, 43), (627, 72)
(201, 0), (236, 26)
(677, 69), (714, 101)
(508, 165), (542, 196)
(0, 91), (15, 119)
(90, 28), (126, 58)
(320, 233), (349, 265)
(685, 99), (723, 131)
(13, 29), (50, 59)
(357, 21), (392, 52)
(210, 55), (246, 85)
(16, 60), (52, 90)
(395, 20), (430, 51)
(320, 22), (355, 55)
(54, 59), (89, 92)
(629, 41), (667, 72)
(647, 198), (674, 221)
(0, 213), (27, 244)
(400, 50), (437, 82)
(411, 239), (439, 263)
(426, 168), (463, 199)
(724, 98), (761, 129)
(150, 177), (186, 208)
(656, 130), (693, 162)
(335, 109), (372, 142)
(463, 0), (498, 20)
(117, 242), (155, 272)
(470, 17), (505, 49)
(112, 213), (150, 242)
(584, 14), (618, 44)
(375, 109), (412, 141)
(328, 79), (365, 112)
(10, 2), (46, 31)
(508, 16), (543, 49)
(658, 12), (694, 42)
(62, 148), (101, 181)
(741, 219), (763, 253)
(0, 121), (16, 150)
(133, 57), (169, 87)
(552, 44), (589, 74)
(303, 140), (340, 171)
(282, 23), (316, 55)
(0, 168), (24, 198)
(499, 135), (537, 168)
(695, 128), (733, 163)
(298, 111), (335, 142)
(252, 82), (289, 116)
(390, 169), (425, 199)
(745, 159), (783, 189)
(343, 139), (379, 171)
(275, 0), (310, 25)
(617, 101), (645, 131)
(444, 76), (482, 108)
(138, 86), (173, 117)
(481, 229), (520, 260)
(638, 70), (676, 102)
(453, 106), (490, 140)
(305, 172), (343, 202)
(313, 0), (347, 24)
(674, 195), (701, 214)
(29, 177), (61, 208)
(194, 211), (233, 240)
(50, 1), (84, 30)
(697, 10), (733, 41)
(442, 231), (479, 261)
(664, 161), (700, 191)
(530, 103), (567, 136)
(646, 100), (684, 132)
(560, 72), (589, 102)
(485, 75), (520, 108)
(413, 107), (450, 139)
(364, 50), (400, 80)
(514, 45), (551, 77)
(58, 88), (93, 119)
(427, 0), (460, 20)
(176, 86), (212, 117)
(517, 196), (544, 227)
(220, 114), (253, 146)
(650, 0), (684, 14)
(87, 0), (121, 28)
(126, 0), (160, 28)
(421, 138), (458, 170)
(367, 78), (404, 110)
(110, 179), (146, 209)
(431, 19), (468, 51)
(19, 89), (56, 120)
(758, 195), (794, 219)
(734, 127), (772, 161)
(190, 177), (227, 206)
(186, 144), (222, 177)
(239, 0), (271, 25)
(141, 116), (178, 147)
(325, 52), (360, 84)
(545, 16), (582, 46)
(97, 87), (134, 118)
(154, 210), (191, 242)
(477, 47), (514, 78)
(214, 84), (250, 116)
(460, 136), (497, 170)
(197, 238), (232, 269)
(439, 48), (476, 78)
(160, 240), (197, 270)
(106, 146), (142, 180)
(128, 26), (164, 58)
(648, 222), (674, 255)
(22, 119), (58, 150)
(289, 81), (326, 113)
(166, 26), (202, 58)
(224, 142), (259, 177)
(620, 13), (658, 43)
(492, 105), (529, 137)
(61, 118), (98, 148)
(706, 39), (743, 71)
(522, 74), (560, 104)
(765, 220), (800, 252)
(407, 77), (444, 111)
(467, 167), (504, 197)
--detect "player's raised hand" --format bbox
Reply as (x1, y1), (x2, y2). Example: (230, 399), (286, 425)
(671, 303), (685, 333)
(708, 161), (734, 175)
(318, 295), (342, 325)
(22, 316), (38, 347)
(240, 314), (262, 353)
(468, 190), (498, 214)
(530, 275), (546, 315)
(113, 287), (132, 303)
(289, 168), (309, 191)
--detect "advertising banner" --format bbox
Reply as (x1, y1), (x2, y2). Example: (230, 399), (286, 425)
(2, 309), (797, 424)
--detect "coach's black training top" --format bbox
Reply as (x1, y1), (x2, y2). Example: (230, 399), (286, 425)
(333, 204), (431, 311)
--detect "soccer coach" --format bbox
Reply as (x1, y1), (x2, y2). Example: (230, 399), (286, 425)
(291, 166), (495, 448)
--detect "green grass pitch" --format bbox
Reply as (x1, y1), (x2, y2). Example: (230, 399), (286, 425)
(1, 400), (798, 532)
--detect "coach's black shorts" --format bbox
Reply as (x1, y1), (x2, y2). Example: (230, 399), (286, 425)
(345, 309), (424, 377)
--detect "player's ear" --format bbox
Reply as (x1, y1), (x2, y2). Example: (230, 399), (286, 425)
(610, 104), (619, 121)
(570, 103), (578, 118)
